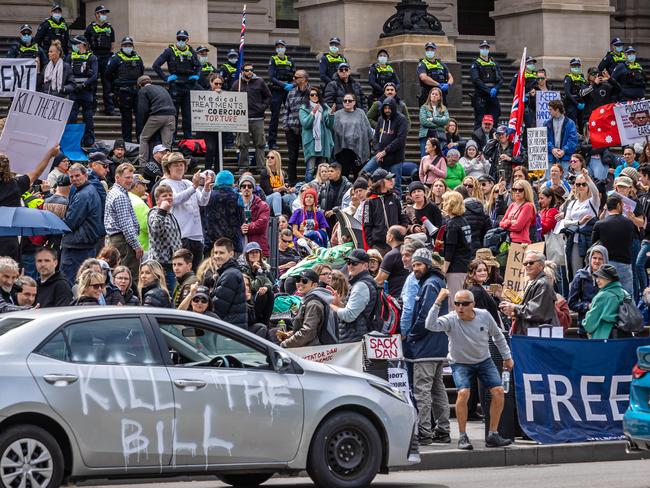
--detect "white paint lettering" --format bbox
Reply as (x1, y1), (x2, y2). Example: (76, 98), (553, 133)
(523, 373), (545, 422)
(609, 375), (632, 421)
(580, 375), (607, 422)
(548, 374), (581, 421)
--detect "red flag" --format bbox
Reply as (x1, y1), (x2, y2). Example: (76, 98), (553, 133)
(507, 48), (527, 157)
(589, 103), (621, 148)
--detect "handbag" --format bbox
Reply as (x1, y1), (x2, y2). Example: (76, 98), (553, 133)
(544, 232), (566, 265)
(615, 293), (644, 335)
(434, 224), (446, 254)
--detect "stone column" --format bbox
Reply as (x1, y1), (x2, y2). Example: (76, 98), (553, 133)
(490, 0), (613, 79)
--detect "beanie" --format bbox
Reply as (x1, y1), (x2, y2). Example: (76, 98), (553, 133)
(216, 170), (235, 187)
(411, 248), (433, 267)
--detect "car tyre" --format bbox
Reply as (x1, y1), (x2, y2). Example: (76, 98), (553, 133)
(307, 411), (382, 488)
(216, 473), (273, 487)
(0, 424), (64, 488)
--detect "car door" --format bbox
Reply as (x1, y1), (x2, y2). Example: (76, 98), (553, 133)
(27, 315), (176, 469)
(150, 316), (304, 466)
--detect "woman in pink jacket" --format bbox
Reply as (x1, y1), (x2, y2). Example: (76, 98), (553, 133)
(499, 179), (536, 244)
(418, 137), (447, 185)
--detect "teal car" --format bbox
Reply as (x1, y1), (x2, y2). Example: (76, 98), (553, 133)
(624, 345), (650, 450)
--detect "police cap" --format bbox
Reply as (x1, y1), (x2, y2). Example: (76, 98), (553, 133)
(329, 37), (341, 45)
(227, 49), (238, 57)
(176, 30), (189, 39)
(20, 24), (33, 34)
(377, 49), (389, 57)
(525, 56), (537, 64)
(569, 57), (581, 66)
(275, 39), (287, 47)
(479, 40), (490, 48)
(51, 4), (62, 12)
(121, 36), (134, 45)
(196, 45), (209, 53)
(71, 35), (88, 45)
(611, 37), (624, 46)
(625, 46), (636, 54)
(94, 5), (110, 13)
(425, 42), (437, 50)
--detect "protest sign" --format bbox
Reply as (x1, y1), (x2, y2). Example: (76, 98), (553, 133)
(512, 336), (650, 443)
(0, 88), (73, 178)
(190, 90), (248, 132)
(0, 59), (37, 97)
(292, 342), (363, 371)
(613, 99), (650, 145)
(387, 367), (411, 404)
(364, 335), (404, 360)
(526, 127), (548, 171)
(536, 91), (561, 127)
(503, 242), (545, 295)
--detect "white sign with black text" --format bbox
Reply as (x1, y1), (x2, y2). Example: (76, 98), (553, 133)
(527, 127), (549, 171)
(190, 90), (248, 132)
(0, 58), (38, 97)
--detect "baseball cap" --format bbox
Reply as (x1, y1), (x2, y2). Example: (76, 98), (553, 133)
(244, 241), (262, 254)
(370, 168), (394, 182)
(133, 174), (150, 185)
(345, 249), (370, 264)
(614, 176), (633, 188)
(496, 125), (508, 135)
(482, 114), (494, 124)
(88, 152), (109, 166)
(193, 285), (210, 301)
(299, 269), (319, 284)
(337, 62), (350, 70)
(152, 144), (168, 154)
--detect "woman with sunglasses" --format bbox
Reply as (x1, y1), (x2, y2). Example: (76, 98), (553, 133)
(567, 153), (587, 185)
(70, 270), (106, 306)
(499, 180), (536, 244)
(181, 283), (218, 317)
(332, 93), (374, 180)
(138, 260), (172, 308)
(299, 87), (335, 183)
(197, 73), (226, 172)
(260, 149), (296, 217)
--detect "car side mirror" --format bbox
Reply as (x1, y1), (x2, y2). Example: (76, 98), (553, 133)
(272, 350), (293, 372)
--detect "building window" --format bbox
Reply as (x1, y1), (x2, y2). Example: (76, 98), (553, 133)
(276, 0), (299, 29)
(458, 0), (495, 36)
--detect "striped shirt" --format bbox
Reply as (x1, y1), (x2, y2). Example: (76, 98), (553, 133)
(104, 183), (141, 250)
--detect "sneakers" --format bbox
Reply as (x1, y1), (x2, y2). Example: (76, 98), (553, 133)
(486, 432), (512, 448)
(431, 431), (451, 444)
(418, 437), (433, 446)
(458, 433), (474, 450)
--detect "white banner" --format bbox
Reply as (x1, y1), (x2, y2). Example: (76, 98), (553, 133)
(190, 90), (248, 132)
(536, 90), (561, 128)
(0, 58), (37, 97)
(613, 99), (650, 145)
(292, 342), (363, 371)
(0, 88), (73, 178)
(526, 127), (549, 171)
(364, 335), (404, 360)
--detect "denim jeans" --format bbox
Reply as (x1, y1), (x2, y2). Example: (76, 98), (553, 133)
(60, 247), (97, 285)
(361, 158), (403, 195)
(21, 253), (38, 280)
(610, 260), (634, 296)
(589, 155), (609, 181)
(636, 240), (650, 292)
(305, 156), (326, 183)
(266, 192), (297, 216)
(164, 267), (176, 296)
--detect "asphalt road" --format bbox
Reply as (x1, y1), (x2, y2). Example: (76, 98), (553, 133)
(83, 460), (650, 488)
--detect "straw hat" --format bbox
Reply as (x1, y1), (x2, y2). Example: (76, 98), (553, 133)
(475, 248), (499, 268)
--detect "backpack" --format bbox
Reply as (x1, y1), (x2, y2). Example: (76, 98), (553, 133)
(366, 281), (401, 334)
(616, 293), (644, 335)
(178, 138), (207, 156)
(303, 294), (339, 345)
(483, 227), (509, 254)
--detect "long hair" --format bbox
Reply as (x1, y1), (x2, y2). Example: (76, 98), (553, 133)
(138, 260), (168, 300)
(428, 177), (448, 204)
(112, 265), (133, 291)
(513, 179), (534, 204)
(462, 176), (483, 201)
(265, 149), (284, 186)
(424, 86), (446, 113)
(0, 153), (11, 183)
(464, 259), (489, 289)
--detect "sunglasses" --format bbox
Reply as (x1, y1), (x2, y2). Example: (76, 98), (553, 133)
(338, 68), (349, 72)
(243, 68), (253, 72)
(343, 99), (354, 103)
(463, 184), (474, 189)
(281, 239), (293, 244)
(240, 184), (253, 189)
(512, 187), (524, 193)
(298, 277), (314, 284)
(309, 93), (319, 97)
(212, 81), (223, 85)
(575, 182), (588, 187)
(523, 260), (540, 266)
(454, 301), (472, 307)
(570, 159), (580, 163)
(192, 297), (209, 303)
(346, 260), (360, 266)
(89, 283), (104, 289)
(267, 156), (275, 160)
(481, 182), (490, 186)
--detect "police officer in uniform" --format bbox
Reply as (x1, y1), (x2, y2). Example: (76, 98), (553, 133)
(106, 36), (144, 143)
(85, 5), (115, 115)
(319, 37), (348, 86)
(509, 56), (539, 130)
(66, 35), (98, 146)
(612, 46), (646, 102)
(34, 4), (69, 55)
(196, 45), (216, 90)
(368, 49), (400, 102)
(267, 39), (295, 149)
(469, 40), (503, 129)
(219, 49), (239, 91)
(563, 58), (588, 133)
(598, 37), (626, 76)
(417, 42), (453, 105)
(153, 29), (200, 139)
(7, 24), (48, 86)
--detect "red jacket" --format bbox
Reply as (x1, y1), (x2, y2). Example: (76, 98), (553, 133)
(499, 201), (535, 244)
(539, 207), (559, 237)
(246, 195), (270, 256)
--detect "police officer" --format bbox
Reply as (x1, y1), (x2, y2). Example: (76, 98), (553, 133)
(598, 37), (626, 76)
(196, 45), (216, 90)
(509, 56), (539, 129)
(563, 58), (588, 133)
(153, 29), (201, 139)
(66, 35), (98, 147)
(34, 4), (70, 55)
(85, 5), (115, 115)
(219, 49), (239, 91)
(319, 37), (348, 86)
(267, 39), (295, 149)
(469, 40), (503, 129)
(417, 42), (453, 105)
(106, 37), (144, 143)
(612, 46), (646, 102)
(368, 49), (400, 102)
(7, 24), (48, 81)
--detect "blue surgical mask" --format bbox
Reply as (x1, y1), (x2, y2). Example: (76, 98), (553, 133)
(122, 47), (133, 55)
(276, 47), (286, 56)
(480, 48), (489, 57)
(615, 45), (624, 53)
(526, 63), (536, 71)
(199, 56), (208, 64)
(377, 55), (388, 65)
(329, 45), (339, 54)
(228, 56), (238, 64)
(72, 44), (79, 53)
(571, 67), (581, 74)
(21, 34), (31, 43)
(628, 54), (636, 62)
(176, 40), (186, 49)
(425, 50), (435, 60)
(52, 13), (62, 21)
(99, 14), (107, 22)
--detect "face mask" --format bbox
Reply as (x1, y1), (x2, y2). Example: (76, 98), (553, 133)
(72, 44), (79, 53)
(377, 55), (388, 65)
(615, 46), (623, 53)
(480, 48), (489, 57)
(52, 13), (62, 21)
(329, 45), (339, 54)
(228, 57), (237, 64)
(571, 67), (581, 74)
(276, 47), (286, 56)
(21, 35), (31, 43)
(176, 40), (186, 49)
(199, 56), (208, 64)
(425, 50), (435, 60)
(122, 47), (133, 55)
(628, 54), (636, 62)
(99, 14), (107, 22)
(526, 64), (536, 71)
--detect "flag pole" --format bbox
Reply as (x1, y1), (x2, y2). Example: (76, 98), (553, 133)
(237, 4), (246, 93)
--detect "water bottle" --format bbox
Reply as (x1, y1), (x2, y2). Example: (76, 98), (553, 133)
(421, 216), (438, 239)
(501, 370), (510, 394)
(277, 320), (286, 332)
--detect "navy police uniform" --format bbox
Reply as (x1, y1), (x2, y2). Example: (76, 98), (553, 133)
(267, 44), (295, 148)
(85, 20), (116, 113)
(65, 40), (98, 146)
(470, 50), (503, 129)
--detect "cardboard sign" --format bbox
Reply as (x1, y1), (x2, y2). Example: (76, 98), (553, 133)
(364, 335), (404, 360)
(613, 99), (650, 145)
(527, 127), (549, 171)
(190, 90), (248, 132)
(0, 88), (73, 178)
(536, 91), (561, 128)
(0, 59), (37, 97)
(387, 367), (411, 404)
(292, 342), (363, 371)
(503, 242), (545, 294)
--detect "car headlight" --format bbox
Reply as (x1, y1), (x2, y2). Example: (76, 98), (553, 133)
(368, 380), (408, 403)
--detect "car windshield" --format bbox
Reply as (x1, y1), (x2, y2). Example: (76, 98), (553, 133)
(0, 317), (33, 337)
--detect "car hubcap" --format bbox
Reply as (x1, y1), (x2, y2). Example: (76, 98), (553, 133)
(327, 428), (368, 477)
(1, 438), (53, 488)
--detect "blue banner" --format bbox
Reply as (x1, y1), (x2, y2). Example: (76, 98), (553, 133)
(512, 336), (650, 444)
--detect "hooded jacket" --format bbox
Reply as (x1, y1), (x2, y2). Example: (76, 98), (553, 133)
(367, 94), (412, 132)
(283, 287), (334, 348)
(62, 182), (104, 249)
(568, 244), (609, 321)
(372, 97), (408, 168)
(463, 198), (492, 252)
(584, 280), (626, 339)
(362, 190), (409, 250)
(211, 258), (248, 330)
(236, 74), (272, 119)
(338, 270), (377, 343)
(36, 271), (73, 308)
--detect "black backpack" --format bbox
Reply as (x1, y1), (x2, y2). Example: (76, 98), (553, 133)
(616, 293), (644, 335)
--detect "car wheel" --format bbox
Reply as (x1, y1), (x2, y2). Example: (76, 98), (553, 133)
(307, 411), (382, 488)
(0, 425), (64, 488)
(216, 473), (273, 487)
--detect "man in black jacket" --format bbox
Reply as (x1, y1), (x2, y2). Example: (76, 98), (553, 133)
(236, 63), (272, 170)
(35, 247), (72, 308)
(136, 75), (177, 165)
(318, 162), (352, 230)
(0, 257), (30, 314)
(580, 68), (620, 120)
(324, 62), (366, 111)
(210, 238), (248, 331)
